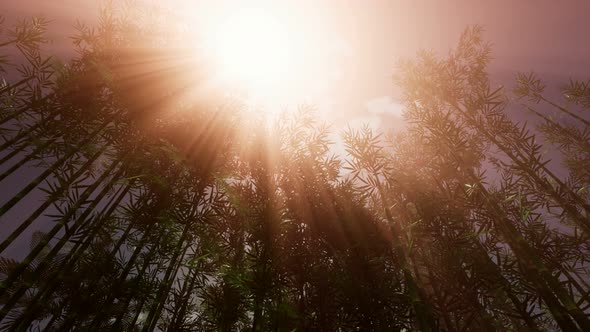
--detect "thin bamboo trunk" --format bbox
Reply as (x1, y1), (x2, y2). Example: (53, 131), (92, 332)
(429, 180), (540, 330)
(0, 161), (121, 321)
(111, 232), (165, 330)
(40, 312), (60, 332)
(453, 102), (590, 234)
(540, 96), (590, 127)
(128, 297), (149, 331)
(373, 180), (438, 331)
(0, 143), (27, 167)
(440, 111), (590, 329)
(523, 104), (590, 152)
(0, 118), (111, 218)
(142, 223), (192, 332)
(10, 183), (132, 331)
(0, 146), (107, 255)
(0, 137), (57, 183)
(0, 93), (54, 127)
(127, 269), (162, 331)
(436, 195), (538, 329)
(420, 106), (586, 329)
(169, 267), (200, 331)
(0, 76), (36, 95)
(471, 238), (541, 331)
(65, 185), (138, 262)
(0, 39), (18, 47)
(22, 163), (125, 278)
(0, 122), (43, 153)
(83, 222), (156, 329)
(472, 177), (588, 331)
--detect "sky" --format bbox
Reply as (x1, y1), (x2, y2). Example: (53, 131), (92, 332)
(1, 0), (590, 258)
(3, 0), (590, 128)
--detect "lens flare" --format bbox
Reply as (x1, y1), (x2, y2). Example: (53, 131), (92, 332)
(205, 9), (294, 96)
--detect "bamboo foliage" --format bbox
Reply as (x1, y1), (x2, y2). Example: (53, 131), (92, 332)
(1, 8), (590, 332)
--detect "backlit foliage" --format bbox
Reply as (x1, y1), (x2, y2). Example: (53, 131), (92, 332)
(0, 7), (589, 332)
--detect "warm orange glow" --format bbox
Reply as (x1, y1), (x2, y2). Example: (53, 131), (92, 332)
(174, 0), (356, 122)
(204, 9), (294, 98)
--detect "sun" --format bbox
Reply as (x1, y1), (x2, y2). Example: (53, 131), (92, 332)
(204, 9), (295, 98)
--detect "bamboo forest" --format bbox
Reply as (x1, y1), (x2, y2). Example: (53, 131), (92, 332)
(1, 2), (590, 332)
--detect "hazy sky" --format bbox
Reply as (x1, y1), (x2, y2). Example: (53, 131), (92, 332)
(1, 0), (589, 259)
(2, 0), (590, 124)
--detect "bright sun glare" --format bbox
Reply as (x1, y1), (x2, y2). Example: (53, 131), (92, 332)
(206, 9), (294, 98)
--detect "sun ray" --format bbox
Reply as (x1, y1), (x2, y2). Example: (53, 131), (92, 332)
(206, 9), (293, 93)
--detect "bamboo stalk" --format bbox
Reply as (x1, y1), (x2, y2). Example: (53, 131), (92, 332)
(444, 106), (589, 329)
(0, 39), (18, 48)
(374, 179), (438, 332)
(522, 104), (590, 152)
(0, 121), (43, 153)
(429, 179), (540, 330)
(0, 118), (111, 218)
(0, 137), (57, 183)
(471, 175), (588, 331)
(0, 77), (36, 95)
(414, 103), (584, 329)
(10, 183), (132, 331)
(453, 102), (590, 234)
(0, 143), (27, 167)
(142, 228), (191, 332)
(62, 184), (134, 266)
(110, 232), (166, 330)
(82, 222), (157, 329)
(0, 93), (54, 127)
(127, 269), (161, 330)
(169, 266), (200, 330)
(23, 163), (125, 279)
(0, 146), (107, 255)
(0, 161), (121, 321)
(540, 96), (590, 127)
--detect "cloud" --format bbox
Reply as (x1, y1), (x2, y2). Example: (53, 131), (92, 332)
(366, 96), (404, 117)
(346, 115), (382, 130)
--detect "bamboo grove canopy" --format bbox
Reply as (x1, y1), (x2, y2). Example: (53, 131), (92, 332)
(1, 9), (590, 332)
